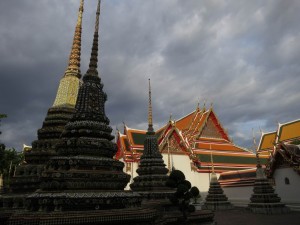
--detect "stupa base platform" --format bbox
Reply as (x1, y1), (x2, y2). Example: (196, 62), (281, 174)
(203, 201), (233, 211)
(135, 190), (175, 200)
(248, 203), (290, 214)
(0, 193), (28, 210)
(0, 193), (30, 224)
(26, 190), (142, 212)
(7, 207), (159, 225)
(0, 210), (12, 225)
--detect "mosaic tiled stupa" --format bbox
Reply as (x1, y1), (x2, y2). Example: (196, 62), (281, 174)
(248, 154), (290, 214)
(8, 1), (158, 224)
(130, 79), (174, 200)
(204, 153), (233, 210)
(0, 0), (83, 212)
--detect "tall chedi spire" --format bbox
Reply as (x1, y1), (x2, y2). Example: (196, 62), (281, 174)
(53, 0), (84, 107)
(248, 153), (290, 214)
(26, 0), (142, 213)
(0, 1), (85, 212)
(130, 79), (173, 199)
(64, 0), (84, 78)
(148, 79), (154, 133)
(204, 152), (233, 210)
(4, 2), (159, 224)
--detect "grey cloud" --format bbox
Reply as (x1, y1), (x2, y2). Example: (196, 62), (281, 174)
(0, 0), (299, 150)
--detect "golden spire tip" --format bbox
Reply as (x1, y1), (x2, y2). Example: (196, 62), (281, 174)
(148, 78), (154, 133)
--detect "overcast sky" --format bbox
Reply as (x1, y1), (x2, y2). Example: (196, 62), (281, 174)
(0, 0), (300, 150)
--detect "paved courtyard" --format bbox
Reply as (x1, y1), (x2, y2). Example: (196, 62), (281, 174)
(214, 208), (300, 225)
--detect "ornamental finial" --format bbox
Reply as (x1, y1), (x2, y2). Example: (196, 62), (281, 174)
(78, 0), (84, 25)
(196, 99), (200, 111)
(256, 152), (261, 168)
(148, 79), (154, 133)
(65, 0), (84, 78)
(169, 113), (172, 122)
(203, 99), (206, 111)
(210, 151), (215, 173)
(86, 0), (101, 76)
(252, 128), (257, 150)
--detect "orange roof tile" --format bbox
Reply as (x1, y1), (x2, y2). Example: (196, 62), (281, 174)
(194, 110), (209, 132)
(175, 110), (196, 130)
(195, 142), (246, 152)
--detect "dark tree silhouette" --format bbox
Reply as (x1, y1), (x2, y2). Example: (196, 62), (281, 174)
(0, 114), (24, 186)
(166, 170), (200, 221)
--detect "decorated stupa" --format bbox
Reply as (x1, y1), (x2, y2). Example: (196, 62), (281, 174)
(204, 153), (233, 210)
(248, 153), (290, 214)
(8, 1), (158, 224)
(0, 0), (83, 212)
(130, 79), (174, 200)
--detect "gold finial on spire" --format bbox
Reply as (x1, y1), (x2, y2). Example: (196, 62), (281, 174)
(256, 152), (261, 167)
(210, 102), (213, 109)
(167, 140), (171, 174)
(78, 0), (84, 25)
(169, 113), (172, 122)
(65, 0), (84, 78)
(210, 151), (215, 173)
(122, 121), (127, 134)
(203, 99), (206, 111)
(196, 99), (200, 111)
(253, 128), (262, 168)
(148, 78), (154, 133)
(210, 151), (218, 182)
(96, 0), (101, 28)
(86, 0), (101, 76)
(252, 128), (257, 150)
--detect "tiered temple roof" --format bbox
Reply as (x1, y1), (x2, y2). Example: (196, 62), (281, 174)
(257, 119), (300, 178)
(219, 119), (300, 187)
(117, 104), (268, 173)
(218, 168), (257, 188)
(257, 119), (300, 155)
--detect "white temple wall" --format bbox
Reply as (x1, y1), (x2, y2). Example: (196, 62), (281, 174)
(161, 154), (213, 197)
(221, 168), (300, 206)
(273, 167), (300, 204)
(122, 154), (218, 197)
(222, 186), (253, 206)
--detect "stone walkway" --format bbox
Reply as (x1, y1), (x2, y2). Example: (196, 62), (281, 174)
(214, 208), (300, 225)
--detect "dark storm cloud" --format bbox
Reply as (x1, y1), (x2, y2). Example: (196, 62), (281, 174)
(0, 0), (300, 150)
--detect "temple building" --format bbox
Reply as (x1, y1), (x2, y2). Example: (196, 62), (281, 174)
(258, 119), (300, 206)
(219, 119), (300, 207)
(116, 104), (268, 195)
(0, 0), (83, 213)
